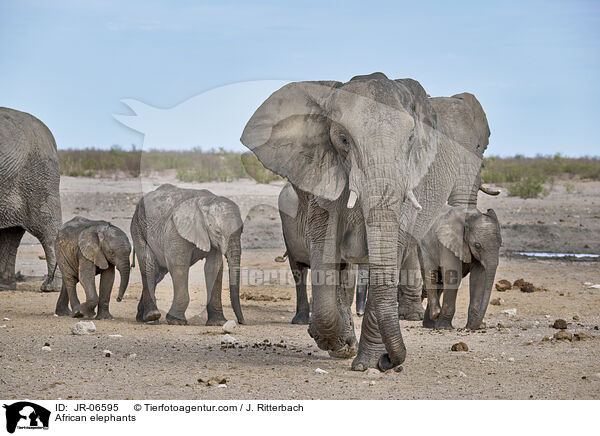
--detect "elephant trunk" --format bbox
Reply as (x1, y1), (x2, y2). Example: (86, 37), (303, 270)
(364, 196), (406, 371)
(466, 260), (498, 329)
(116, 261), (131, 302)
(226, 243), (245, 324)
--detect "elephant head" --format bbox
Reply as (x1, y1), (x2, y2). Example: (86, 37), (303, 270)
(78, 224), (131, 302)
(430, 93), (499, 204)
(171, 195), (245, 324)
(241, 72), (446, 369)
(435, 207), (502, 329)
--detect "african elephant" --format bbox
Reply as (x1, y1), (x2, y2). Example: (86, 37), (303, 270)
(242, 72), (491, 371)
(0, 107), (62, 292)
(54, 216), (131, 319)
(131, 184), (245, 326)
(421, 206), (501, 329)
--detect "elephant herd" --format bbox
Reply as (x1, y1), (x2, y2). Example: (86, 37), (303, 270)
(0, 72), (503, 373)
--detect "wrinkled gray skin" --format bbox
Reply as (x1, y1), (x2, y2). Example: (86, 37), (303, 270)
(130, 184), (244, 326)
(421, 206), (502, 329)
(0, 107), (62, 292)
(54, 217), (131, 319)
(277, 183), (357, 326)
(356, 92), (498, 318)
(242, 72), (491, 372)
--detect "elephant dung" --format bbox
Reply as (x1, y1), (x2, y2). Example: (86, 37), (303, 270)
(198, 376), (227, 387)
(574, 332), (593, 341)
(222, 320), (237, 334)
(451, 342), (469, 352)
(70, 321), (97, 335)
(553, 331), (573, 341)
(552, 319), (568, 329)
(490, 297), (504, 306)
(495, 280), (512, 292)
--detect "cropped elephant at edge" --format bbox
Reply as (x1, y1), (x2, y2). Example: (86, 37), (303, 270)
(54, 217), (131, 319)
(130, 184), (245, 326)
(0, 107), (62, 292)
(241, 72), (487, 372)
(420, 206), (502, 330)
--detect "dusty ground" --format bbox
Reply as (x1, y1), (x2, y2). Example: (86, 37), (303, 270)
(1, 175), (599, 399)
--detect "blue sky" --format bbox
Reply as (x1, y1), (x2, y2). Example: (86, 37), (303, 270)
(1, 0), (599, 156)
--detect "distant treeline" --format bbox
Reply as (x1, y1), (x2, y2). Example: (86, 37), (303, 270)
(58, 147), (600, 186)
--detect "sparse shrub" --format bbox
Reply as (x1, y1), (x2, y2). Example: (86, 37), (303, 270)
(564, 182), (575, 194)
(240, 152), (283, 184)
(507, 177), (548, 199)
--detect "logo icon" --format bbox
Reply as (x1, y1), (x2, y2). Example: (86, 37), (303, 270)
(3, 402), (50, 433)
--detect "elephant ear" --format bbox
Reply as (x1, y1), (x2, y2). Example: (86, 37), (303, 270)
(434, 208), (472, 263)
(78, 227), (109, 269)
(240, 81), (347, 201)
(171, 198), (211, 251)
(394, 79), (442, 191)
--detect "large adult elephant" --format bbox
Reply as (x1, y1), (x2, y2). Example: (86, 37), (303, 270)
(0, 107), (62, 291)
(241, 73), (485, 372)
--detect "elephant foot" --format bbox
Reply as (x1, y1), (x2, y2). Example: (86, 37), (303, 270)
(398, 300), (425, 321)
(95, 311), (114, 320)
(307, 323), (350, 354)
(291, 310), (310, 325)
(166, 313), (188, 325)
(0, 277), (17, 291)
(73, 304), (96, 319)
(205, 316), (227, 326)
(351, 343), (386, 371)
(377, 354), (404, 373)
(328, 335), (358, 359)
(40, 275), (60, 292)
(140, 309), (161, 323)
(422, 307), (436, 328)
(435, 317), (454, 330)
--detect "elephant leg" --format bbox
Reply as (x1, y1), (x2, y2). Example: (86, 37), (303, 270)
(329, 262), (358, 358)
(435, 251), (462, 329)
(54, 280), (72, 316)
(0, 227), (25, 291)
(166, 261), (190, 326)
(436, 288), (457, 329)
(74, 260), (99, 318)
(351, 291), (386, 371)
(355, 264), (369, 316)
(422, 261), (442, 328)
(96, 265), (115, 320)
(289, 255), (309, 325)
(29, 226), (60, 292)
(204, 250), (226, 326)
(136, 243), (161, 323)
(398, 245), (424, 320)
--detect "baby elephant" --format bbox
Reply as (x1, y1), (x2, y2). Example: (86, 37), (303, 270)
(420, 206), (501, 330)
(54, 216), (132, 319)
(130, 184), (245, 326)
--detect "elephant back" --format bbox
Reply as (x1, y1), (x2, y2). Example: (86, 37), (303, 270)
(0, 107), (59, 181)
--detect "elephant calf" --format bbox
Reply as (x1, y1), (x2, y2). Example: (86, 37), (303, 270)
(130, 184), (245, 326)
(420, 206), (502, 330)
(54, 217), (131, 319)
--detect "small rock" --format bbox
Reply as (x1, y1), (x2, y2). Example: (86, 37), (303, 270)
(490, 297), (504, 306)
(544, 314), (551, 318)
(70, 321), (96, 335)
(588, 284), (600, 289)
(41, 346), (51, 352)
(314, 368), (329, 374)
(103, 349), (112, 357)
(222, 320), (237, 334)
(573, 314), (580, 321)
(457, 371), (467, 378)
(125, 353), (137, 359)
(553, 331), (572, 341)
(501, 308), (517, 316)
(507, 357), (515, 362)
(108, 334), (122, 337)
(495, 280), (512, 292)
(451, 342), (469, 352)
(369, 380), (376, 386)
(198, 376), (227, 387)
(574, 332), (593, 341)
(3, 318), (10, 321)
(541, 336), (551, 342)
(0, 325), (6, 328)
(220, 334), (237, 344)
(552, 319), (568, 329)
(497, 322), (506, 329)
(366, 368), (380, 377)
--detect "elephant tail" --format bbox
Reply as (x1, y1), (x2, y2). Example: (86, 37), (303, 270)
(131, 246), (135, 268)
(274, 251), (288, 263)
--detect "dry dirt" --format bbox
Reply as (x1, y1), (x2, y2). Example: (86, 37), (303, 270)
(1, 175), (599, 399)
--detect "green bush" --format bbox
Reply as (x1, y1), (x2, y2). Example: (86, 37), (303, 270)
(240, 152), (283, 184)
(507, 177), (548, 199)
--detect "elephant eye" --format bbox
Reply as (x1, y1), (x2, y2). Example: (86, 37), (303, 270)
(474, 242), (482, 250)
(340, 135), (348, 145)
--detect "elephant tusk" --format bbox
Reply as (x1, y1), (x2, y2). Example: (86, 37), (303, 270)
(480, 184), (501, 196)
(407, 190), (422, 210)
(347, 190), (358, 209)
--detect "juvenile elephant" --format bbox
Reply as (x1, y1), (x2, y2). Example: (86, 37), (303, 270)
(0, 107), (62, 292)
(420, 206), (502, 330)
(131, 184), (245, 326)
(54, 217), (132, 319)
